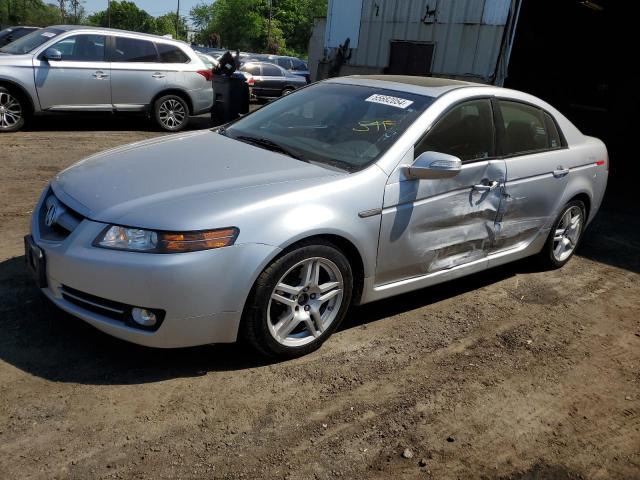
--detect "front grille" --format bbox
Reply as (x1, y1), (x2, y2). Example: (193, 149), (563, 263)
(38, 191), (85, 241)
(60, 285), (165, 332)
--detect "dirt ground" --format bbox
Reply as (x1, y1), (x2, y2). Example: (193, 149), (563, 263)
(0, 114), (639, 480)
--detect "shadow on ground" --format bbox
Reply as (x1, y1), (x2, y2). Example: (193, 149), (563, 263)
(0, 196), (637, 386)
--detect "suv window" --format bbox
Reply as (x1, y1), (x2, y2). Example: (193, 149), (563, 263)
(276, 58), (291, 69)
(50, 34), (106, 62)
(156, 43), (189, 63)
(261, 64), (282, 76)
(498, 100), (549, 156)
(112, 36), (158, 62)
(415, 99), (495, 162)
(291, 59), (307, 71)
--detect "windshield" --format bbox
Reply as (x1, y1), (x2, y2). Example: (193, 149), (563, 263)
(0, 27), (63, 54)
(225, 83), (434, 172)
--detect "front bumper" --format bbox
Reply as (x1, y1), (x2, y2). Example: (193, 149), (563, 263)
(31, 214), (278, 348)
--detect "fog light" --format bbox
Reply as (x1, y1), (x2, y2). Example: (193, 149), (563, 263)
(131, 308), (157, 327)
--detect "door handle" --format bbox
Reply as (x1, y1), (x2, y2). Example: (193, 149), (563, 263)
(553, 167), (570, 177)
(93, 71), (108, 79)
(152, 72), (166, 79)
(472, 180), (499, 192)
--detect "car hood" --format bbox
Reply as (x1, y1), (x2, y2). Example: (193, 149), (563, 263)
(52, 130), (343, 231)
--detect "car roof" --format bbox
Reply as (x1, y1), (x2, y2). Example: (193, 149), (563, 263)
(328, 75), (488, 98)
(47, 25), (187, 45)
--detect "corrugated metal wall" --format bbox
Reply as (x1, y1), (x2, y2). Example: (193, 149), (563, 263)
(327, 0), (513, 82)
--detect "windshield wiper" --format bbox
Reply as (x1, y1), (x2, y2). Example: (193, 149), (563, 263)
(235, 135), (305, 161)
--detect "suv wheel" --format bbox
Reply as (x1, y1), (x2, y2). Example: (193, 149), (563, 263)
(0, 87), (26, 132)
(154, 95), (189, 132)
(241, 240), (353, 358)
(539, 199), (586, 269)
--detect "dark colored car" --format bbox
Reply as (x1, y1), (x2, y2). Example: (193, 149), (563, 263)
(0, 26), (40, 48)
(239, 61), (307, 99)
(251, 54), (310, 83)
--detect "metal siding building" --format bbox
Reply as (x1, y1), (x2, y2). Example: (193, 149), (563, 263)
(316, 0), (519, 83)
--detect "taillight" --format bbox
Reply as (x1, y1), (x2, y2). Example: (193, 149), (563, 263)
(197, 69), (213, 81)
(596, 160), (605, 166)
(247, 76), (255, 86)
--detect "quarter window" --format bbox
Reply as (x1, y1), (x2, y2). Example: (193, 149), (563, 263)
(415, 99), (495, 162)
(50, 34), (106, 62)
(156, 43), (189, 63)
(498, 100), (549, 156)
(544, 112), (563, 149)
(112, 37), (158, 62)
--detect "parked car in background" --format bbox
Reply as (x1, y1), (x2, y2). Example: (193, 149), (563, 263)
(255, 54), (310, 83)
(25, 76), (608, 358)
(239, 61), (306, 99)
(0, 25), (213, 132)
(196, 51), (218, 70)
(0, 26), (39, 48)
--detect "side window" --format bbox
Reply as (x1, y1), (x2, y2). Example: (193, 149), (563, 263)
(292, 59), (307, 71)
(156, 43), (190, 63)
(262, 64), (282, 76)
(415, 99), (495, 162)
(51, 34), (106, 61)
(242, 64), (260, 75)
(276, 58), (290, 69)
(544, 112), (563, 149)
(498, 100), (549, 156)
(112, 37), (157, 62)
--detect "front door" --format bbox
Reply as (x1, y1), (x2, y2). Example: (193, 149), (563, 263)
(376, 98), (506, 286)
(34, 34), (110, 110)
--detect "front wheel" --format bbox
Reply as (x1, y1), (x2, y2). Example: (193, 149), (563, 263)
(281, 87), (295, 96)
(241, 241), (353, 358)
(0, 87), (26, 132)
(538, 200), (586, 269)
(153, 95), (189, 132)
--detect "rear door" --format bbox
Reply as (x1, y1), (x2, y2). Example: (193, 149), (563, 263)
(376, 98), (506, 285)
(493, 99), (572, 252)
(33, 33), (111, 110)
(259, 63), (285, 97)
(109, 35), (166, 111)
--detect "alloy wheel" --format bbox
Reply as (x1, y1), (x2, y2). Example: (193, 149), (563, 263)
(552, 205), (583, 262)
(0, 91), (22, 130)
(267, 257), (344, 347)
(158, 98), (186, 130)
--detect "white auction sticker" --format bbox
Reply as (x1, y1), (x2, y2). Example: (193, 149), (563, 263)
(41, 32), (56, 38)
(365, 94), (414, 109)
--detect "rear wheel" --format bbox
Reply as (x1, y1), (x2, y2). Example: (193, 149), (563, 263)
(241, 241), (353, 358)
(0, 87), (26, 132)
(154, 95), (189, 132)
(538, 200), (586, 269)
(281, 87), (295, 96)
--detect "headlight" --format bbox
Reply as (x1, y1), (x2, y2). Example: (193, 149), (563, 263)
(94, 225), (239, 253)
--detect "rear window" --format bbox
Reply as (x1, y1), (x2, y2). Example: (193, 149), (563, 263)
(156, 43), (189, 63)
(262, 64), (282, 76)
(498, 100), (549, 156)
(242, 64), (260, 75)
(112, 37), (157, 62)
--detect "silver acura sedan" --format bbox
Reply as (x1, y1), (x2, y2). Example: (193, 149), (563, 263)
(25, 75), (608, 358)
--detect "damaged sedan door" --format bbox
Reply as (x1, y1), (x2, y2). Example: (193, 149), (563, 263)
(376, 98), (506, 286)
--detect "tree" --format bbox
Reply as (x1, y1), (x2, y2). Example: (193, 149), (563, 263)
(0, 0), (63, 26)
(87, 1), (156, 33)
(155, 12), (188, 40)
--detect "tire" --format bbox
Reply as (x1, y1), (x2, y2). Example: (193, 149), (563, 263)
(241, 240), (353, 359)
(0, 86), (26, 132)
(281, 87), (295, 96)
(153, 94), (189, 132)
(538, 199), (586, 269)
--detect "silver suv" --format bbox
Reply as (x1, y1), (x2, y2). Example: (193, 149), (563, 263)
(0, 25), (214, 132)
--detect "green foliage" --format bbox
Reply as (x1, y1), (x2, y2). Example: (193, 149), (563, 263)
(190, 0), (326, 56)
(0, 0), (64, 27)
(86, 1), (187, 40)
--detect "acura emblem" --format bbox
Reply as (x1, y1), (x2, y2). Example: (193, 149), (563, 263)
(45, 203), (58, 227)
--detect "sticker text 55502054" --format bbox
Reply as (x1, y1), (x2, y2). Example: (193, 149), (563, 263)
(365, 94), (414, 109)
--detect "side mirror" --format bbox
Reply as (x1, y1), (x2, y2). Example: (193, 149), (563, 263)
(404, 151), (462, 180)
(43, 48), (62, 61)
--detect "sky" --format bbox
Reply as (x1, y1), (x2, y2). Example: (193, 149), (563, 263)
(82, 0), (205, 18)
